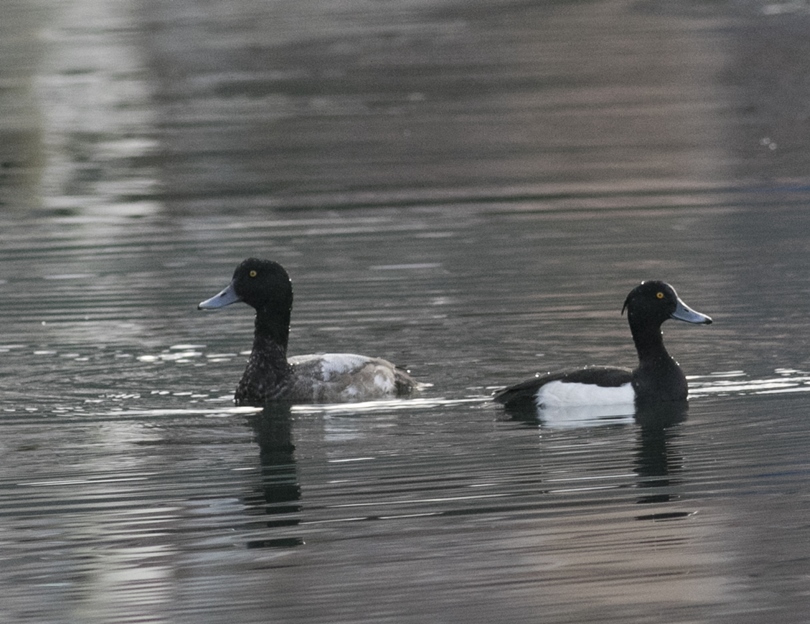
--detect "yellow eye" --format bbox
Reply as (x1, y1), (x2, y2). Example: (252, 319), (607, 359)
(249, 270), (257, 278)
(656, 291), (664, 299)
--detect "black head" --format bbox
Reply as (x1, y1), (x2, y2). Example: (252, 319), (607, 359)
(621, 281), (712, 328)
(198, 258), (293, 311)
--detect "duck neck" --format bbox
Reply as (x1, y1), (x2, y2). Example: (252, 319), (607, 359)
(629, 318), (689, 402)
(252, 305), (291, 360)
(630, 321), (672, 366)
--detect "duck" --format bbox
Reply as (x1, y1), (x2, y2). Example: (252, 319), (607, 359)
(493, 281), (712, 413)
(198, 258), (419, 406)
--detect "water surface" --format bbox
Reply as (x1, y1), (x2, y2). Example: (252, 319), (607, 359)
(2, 1), (810, 623)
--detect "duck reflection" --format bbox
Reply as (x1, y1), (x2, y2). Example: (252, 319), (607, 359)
(503, 401), (636, 428)
(633, 401), (688, 516)
(505, 400), (689, 515)
(243, 404), (303, 548)
(503, 399), (686, 432)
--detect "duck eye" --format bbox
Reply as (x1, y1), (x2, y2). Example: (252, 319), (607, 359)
(249, 270), (257, 278)
(656, 291), (664, 299)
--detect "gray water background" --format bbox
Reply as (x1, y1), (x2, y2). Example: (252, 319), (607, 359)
(2, 0), (810, 622)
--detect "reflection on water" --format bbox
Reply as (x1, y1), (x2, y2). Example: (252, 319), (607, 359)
(3, 0), (810, 622)
(35, 0), (158, 215)
(244, 407), (303, 549)
(691, 369), (810, 396)
(633, 403), (688, 510)
(505, 401), (637, 428)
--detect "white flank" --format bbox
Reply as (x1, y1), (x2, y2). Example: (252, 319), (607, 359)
(319, 354), (372, 380)
(289, 353), (370, 380)
(535, 380), (634, 408)
(373, 372), (395, 393)
(288, 353), (398, 398)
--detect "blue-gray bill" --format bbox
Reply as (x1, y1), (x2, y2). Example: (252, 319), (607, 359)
(671, 298), (712, 324)
(198, 281), (241, 310)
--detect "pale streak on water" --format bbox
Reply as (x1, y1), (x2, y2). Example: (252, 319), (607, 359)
(2, 0), (810, 622)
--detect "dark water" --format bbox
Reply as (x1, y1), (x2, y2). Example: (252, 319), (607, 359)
(3, 0), (810, 622)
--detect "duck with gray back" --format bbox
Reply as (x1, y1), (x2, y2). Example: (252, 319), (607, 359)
(199, 258), (419, 406)
(493, 281), (712, 414)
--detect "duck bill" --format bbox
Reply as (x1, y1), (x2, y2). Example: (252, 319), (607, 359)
(198, 281), (242, 310)
(671, 298), (712, 325)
